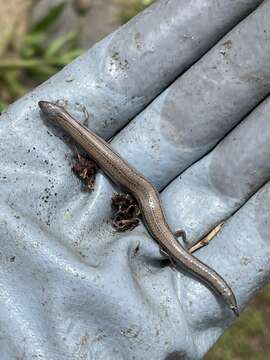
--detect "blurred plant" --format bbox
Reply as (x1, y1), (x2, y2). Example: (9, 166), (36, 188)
(0, 2), (83, 111)
(119, 0), (154, 24)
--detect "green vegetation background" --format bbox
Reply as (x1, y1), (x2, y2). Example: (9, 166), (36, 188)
(0, 1), (269, 359)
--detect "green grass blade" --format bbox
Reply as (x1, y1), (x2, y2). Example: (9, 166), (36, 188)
(31, 2), (66, 33)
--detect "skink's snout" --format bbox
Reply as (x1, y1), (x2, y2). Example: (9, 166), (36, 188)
(38, 100), (62, 119)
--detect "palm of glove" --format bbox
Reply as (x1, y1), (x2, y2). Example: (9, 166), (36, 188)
(0, 1), (270, 359)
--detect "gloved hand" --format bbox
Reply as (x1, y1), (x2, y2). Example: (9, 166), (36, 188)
(0, 1), (269, 359)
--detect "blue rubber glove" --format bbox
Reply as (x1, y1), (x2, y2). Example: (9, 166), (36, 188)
(0, 1), (269, 359)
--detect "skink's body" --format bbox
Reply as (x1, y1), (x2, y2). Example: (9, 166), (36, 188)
(39, 100), (238, 316)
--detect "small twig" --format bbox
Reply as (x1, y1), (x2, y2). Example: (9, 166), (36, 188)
(188, 222), (224, 254)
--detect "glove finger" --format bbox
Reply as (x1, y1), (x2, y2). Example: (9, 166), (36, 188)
(111, 1), (270, 189)
(4, 0), (260, 139)
(162, 95), (270, 246)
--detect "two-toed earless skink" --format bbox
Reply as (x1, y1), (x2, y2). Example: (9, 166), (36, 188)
(39, 100), (239, 316)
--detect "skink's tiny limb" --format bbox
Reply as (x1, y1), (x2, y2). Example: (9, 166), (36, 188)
(174, 229), (187, 243)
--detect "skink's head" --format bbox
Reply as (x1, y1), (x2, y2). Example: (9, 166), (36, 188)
(38, 101), (63, 119)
